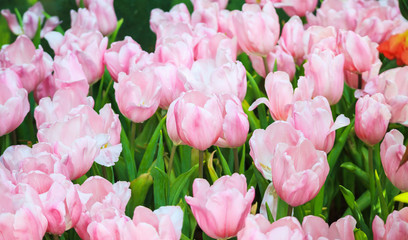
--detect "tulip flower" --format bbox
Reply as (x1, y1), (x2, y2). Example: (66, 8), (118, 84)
(104, 36), (144, 82)
(1, 2), (60, 39)
(69, 8), (99, 36)
(260, 183), (280, 221)
(215, 94), (249, 148)
(303, 25), (337, 56)
(155, 35), (194, 68)
(274, 0), (318, 17)
(378, 30), (408, 66)
(185, 173), (255, 239)
(249, 121), (304, 181)
(88, 0), (117, 35)
(191, 1), (219, 31)
(231, 3), (280, 56)
(168, 91), (223, 151)
(272, 137), (329, 207)
(279, 15), (305, 64)
(302, 215), (356, 240)
(304, 49), (345, 105)
(237, 214), (306, 239)
(150, 4), (191, 36)
(287, 96), (350, 153)
(194, 32), (237, 61)
(380, 129), (408, 191)
(355, 93), (391, 146)
(114, 70), (161, 123)
(0, 69), (30, 137)
(373, 208), (408, 240)
(0, 35), (53, 92)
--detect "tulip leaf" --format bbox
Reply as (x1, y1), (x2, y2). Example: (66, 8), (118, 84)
(138, 116), (167, 176)
(375, 170), (389, 221)
(399, 0), (408, 21)
(156, 131), (165, 171)
(312, 184), (325, 216)
(126, 173), (153, 217)
(207, 151), (219, 183)
(354, 229), (368, 240)
(328, 118), (354, 170)
(341, 162), (369, 187)
(394, 192), (408, 203)
(216, 147), (232, 176)
(169, 164), (199, 205)
(276, 196), (289, 220)
(32, 16), (42, 48)
(120, 128), (137, 180)
(151, 167), (170, 208)
(242, 99), (261, 131)
(339, 185), (371, 238)
(239, 144), (246, 174)
(108, 18), (123, 46)
(265, 202), (275, 223)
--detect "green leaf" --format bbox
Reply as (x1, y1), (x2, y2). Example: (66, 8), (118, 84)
(207, 151), (219, 183)
(156, 131), (165, 171)
(126, 173), (153, 217)
(399, 0), (408, 21)
(242, 99), (261, 131)
(216, 147), (232, 175)
(151, 167), (170, 208)
(169, 164), (198, 205)
(138, 116), (167, 176)
(109, 18), (124, 46)
(265, 202), (275, 223)
(394, 192), (408, 204)
(341, 162), (369, 187)
(375, 170), (389, 221)
(354, 229), (368, 240)
(32, 16), (42, 48)
(312, 184), (325, 216)
(328, 118), (354, 170)
(120, 129), (137, 180)
(276, 196), (289, 220)
(239, 144), (246, 174)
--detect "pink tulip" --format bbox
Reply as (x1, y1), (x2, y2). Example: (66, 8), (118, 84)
(150, 4), (191, 37)
(166, 101), (183, 146)
(249, 46), (296, 79)
(169, 91), (223, 150)
(185, 173), (255, 239)
(232, 3), (280, 56)
(260, 183), (280, 221)
(355, 93), (391, 146)
(191, 1), (219, 31)
(272, 136), (329, 206)
(373, 208), (408, 240)
(287, 96), (350, 153)
(192, 0), (229, 10)
(380, 129), (408, 191)
(104, 36), (144, 81)
(215, 94), (249, 148)
(114, 70), (161, 123)
(75, 176), (131, 240)
(279, 15), (305, 64)
(45, 30), (108, 84)
(303, 25), (337, 56)
(302, 215), (356, 240)
(218, 9), (235, 38)
(249, 121), (304, 181)
(380, 67), (408, 126)
(0, 184), (48, 240)
(155, 35), (194, 68)
(88, 0), (117, 35)
(337, 30), (378, 74)
(303, 49), (345, 105)
(0, 69), (29, 136)
(1, 2), (60, 39)
(179, 57), (247, 101)
(121, 206), (183, 240)
(275, 0), (318, 17)
(194, 32), (237, 61)
(237, 214), (305, 240)
(0, 35), (53, 92)
(69, 8), (99, 36)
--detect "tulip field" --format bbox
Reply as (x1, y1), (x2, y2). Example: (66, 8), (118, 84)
(2, 0), (408, 239)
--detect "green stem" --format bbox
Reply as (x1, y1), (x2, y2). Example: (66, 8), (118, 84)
(130, 122), (137, 156)
(168, 145), (177, 177)
(101, 166), (107, 179)
(368, 146), (376, 221)
(263, 56), (269, 75)
(233, 148), (239, 173)
(287, 205), (293, 217)
(199, 150), (204, 178)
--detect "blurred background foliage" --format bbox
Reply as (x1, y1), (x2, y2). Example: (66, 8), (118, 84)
(0, 0), (245, 51)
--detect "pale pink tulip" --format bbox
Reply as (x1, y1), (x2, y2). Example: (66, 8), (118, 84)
(355, 93), (391, 146)
(302, 215), (356, 240)
(179, 57), (247, 101)
(0, 35), (53, 92)
(191, 2), (219, 31)
(237, 214), (305, 240)
(232, 3), (280, 56)
(275, 0), (318, 17)
(304, 49), (345, 105)
(279, 15), (305, 64)
(380, 129), (408, 191)
(75, 176), (131, 240)
(155, 35), (194, 68)
(121, 206), (183, 240)
(192, 0), (229, 10)
(88, 0), (117, 35)
(0, 69), (29, 136)
(114, 70), (161, 123)
(373, 208), (408, 240)
(70, 9), (99, 36)
(166, 101), (183, 145)
(194, 33), (237, 61)
(170, 91), (223, 150)
(303, 25), (337, 56)
(45, 30), (108, 84)
(185, 174), (255, 239)
(260, 183), (280, 221)
(249, 121), (304, 180)
(150, 4), (191, 37)
(104, 36), (144, 81)
(215, 94), (249, 148)
(218, 9), (235, 38)
(287, 96), (350, 153)
(1, 2), (60, 39)
(337, 30), (378, 74)
(0, 184), (48, 240)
